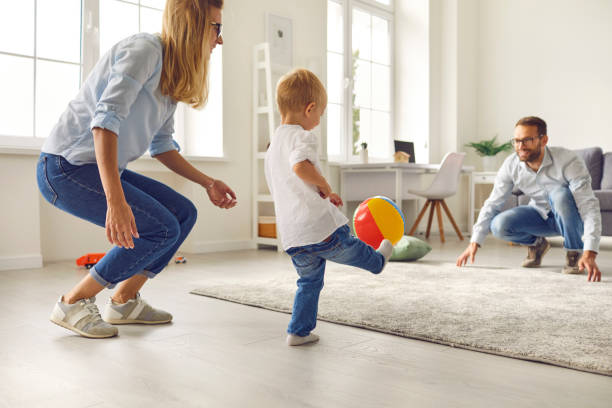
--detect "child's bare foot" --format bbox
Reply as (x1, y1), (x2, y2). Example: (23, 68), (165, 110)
(287, 333), (319, 346)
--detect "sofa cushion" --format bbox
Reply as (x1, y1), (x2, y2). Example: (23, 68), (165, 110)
(574, 147), (603, 190)
(594, 190), (612, 211)
(600, 153), (612, 190)
(602, 212), (612, 236)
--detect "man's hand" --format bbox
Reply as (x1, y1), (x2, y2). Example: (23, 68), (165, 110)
(329, 193), (343, 207)
(206, 179), (237, 209)
(456, 242), (479, 267)
(579, 250), (601, 282)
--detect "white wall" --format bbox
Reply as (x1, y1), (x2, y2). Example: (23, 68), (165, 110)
(394, 0), (430, 164)
(0, 0), (326, 268)
(475, 0), (612, 153)
(426, 0), (612, 233)
(0, 154), (42, 270)
(4, 0), (612, 267)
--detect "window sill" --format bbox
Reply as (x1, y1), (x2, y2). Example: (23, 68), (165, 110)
(0, 144), (229, 165)
(0, 136), (45, 155)
(138, 153), (229, 163)
(0, 145), (43, 156)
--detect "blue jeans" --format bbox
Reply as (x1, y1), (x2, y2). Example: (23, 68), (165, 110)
(284, 225), (385, 337)
(490, 186), (584, 250)
(36, 153), (197, 288)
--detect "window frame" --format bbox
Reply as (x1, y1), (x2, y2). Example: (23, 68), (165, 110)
(0, 0), (84, 149)
(327, 0), (394, 163)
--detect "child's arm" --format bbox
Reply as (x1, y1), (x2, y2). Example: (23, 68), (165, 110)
(293, 160), (332, 198)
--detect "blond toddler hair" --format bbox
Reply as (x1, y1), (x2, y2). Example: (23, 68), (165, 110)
(276, 68), (327, 116)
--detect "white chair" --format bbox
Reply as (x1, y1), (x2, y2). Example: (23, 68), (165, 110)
(407, 152), (466, 243)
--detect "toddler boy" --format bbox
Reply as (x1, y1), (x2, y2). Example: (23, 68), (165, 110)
(264, 68), (393, 346)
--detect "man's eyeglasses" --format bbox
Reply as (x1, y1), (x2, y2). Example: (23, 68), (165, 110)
(210, 22), (222, 40)
(511, 135), (542, 147)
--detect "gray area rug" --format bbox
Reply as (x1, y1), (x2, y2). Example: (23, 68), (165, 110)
(191, 261), (612, 376)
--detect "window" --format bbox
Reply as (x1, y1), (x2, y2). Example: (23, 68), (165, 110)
(327, 0), (393, 161)
(0, 0), (81, 142)
(0, 0), (223, 158)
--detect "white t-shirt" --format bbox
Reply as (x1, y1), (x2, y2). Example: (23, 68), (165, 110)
(264, 124), (349, 250)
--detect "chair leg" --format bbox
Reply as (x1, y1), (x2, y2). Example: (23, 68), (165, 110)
(408, 199), (431, 236)
(425, 200), (436, 239)
(440, 200), (464, 240)
(435, 201), (445, 243)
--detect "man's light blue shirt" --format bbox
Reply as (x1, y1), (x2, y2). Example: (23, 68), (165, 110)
(42, 33), (179, 172)
(471, 146), (602, 252)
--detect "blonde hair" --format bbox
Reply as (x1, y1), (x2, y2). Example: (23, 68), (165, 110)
(276, 68), (327, 116)
(159, 0), (223, 109)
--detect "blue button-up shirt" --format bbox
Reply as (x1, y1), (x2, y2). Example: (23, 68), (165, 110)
(42, 33), (179, 172)
(472, 146), (602, 252)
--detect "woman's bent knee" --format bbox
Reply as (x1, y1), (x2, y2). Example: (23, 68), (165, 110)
(183, 200), (198, 229)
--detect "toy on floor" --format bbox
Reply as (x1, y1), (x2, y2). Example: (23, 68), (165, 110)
(76, 253), (105, 269)
(353, 196), (405, 248)
(174, 256), (187, 264)
(389, 236), (432, 261)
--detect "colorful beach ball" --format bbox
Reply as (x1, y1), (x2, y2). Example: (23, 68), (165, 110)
(353, 196), (405, 248)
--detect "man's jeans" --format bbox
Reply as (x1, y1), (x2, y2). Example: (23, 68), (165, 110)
(36, 153), (197, 288)
(490, 186), (583, 250)
(285, 225), (385, 337)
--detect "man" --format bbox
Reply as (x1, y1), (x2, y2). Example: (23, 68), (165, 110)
(457, 116), (602, 282)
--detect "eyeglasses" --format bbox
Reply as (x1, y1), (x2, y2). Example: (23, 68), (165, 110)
(511, 135), (541, 147)
(210, 22), (222, 40)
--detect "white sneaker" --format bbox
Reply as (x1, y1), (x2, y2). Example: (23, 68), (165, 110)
(50, 296), (118, 339)
(102, 293), (172, 325)
(287, 333), (320, 346)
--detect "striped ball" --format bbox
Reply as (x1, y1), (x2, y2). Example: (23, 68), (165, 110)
(352, 196), (405, 248)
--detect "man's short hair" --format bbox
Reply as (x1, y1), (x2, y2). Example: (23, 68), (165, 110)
(276, 68), (327, 116)
(515, 116), (547, 136)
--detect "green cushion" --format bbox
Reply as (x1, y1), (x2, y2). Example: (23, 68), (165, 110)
(389, 236), (432, 261)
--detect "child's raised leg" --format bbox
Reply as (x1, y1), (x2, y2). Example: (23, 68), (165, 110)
(323, 226), (392, 274)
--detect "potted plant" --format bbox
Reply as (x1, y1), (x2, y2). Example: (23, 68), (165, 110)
(359, 141), (368, 163)
(465, 136), (512, 171)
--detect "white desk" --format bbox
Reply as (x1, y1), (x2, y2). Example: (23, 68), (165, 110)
(469, 171), (497, 234)
(338, 162), (474, 233)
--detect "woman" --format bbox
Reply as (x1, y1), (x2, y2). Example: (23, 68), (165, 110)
(36, 0), (233, 338)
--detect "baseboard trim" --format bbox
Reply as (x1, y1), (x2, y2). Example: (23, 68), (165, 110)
(190, 240), (256, 254)
(0, 254), (43, 271)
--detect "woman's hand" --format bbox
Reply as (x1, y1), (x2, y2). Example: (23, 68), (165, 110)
(105, 199), (139, 249)
(206, 179), (237, 209)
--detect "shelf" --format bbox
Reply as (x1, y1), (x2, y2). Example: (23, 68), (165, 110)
(255, 236), (279, 246)
(257, 194), (273, 202)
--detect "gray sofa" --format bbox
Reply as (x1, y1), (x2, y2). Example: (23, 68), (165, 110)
(504, 147), (612, 236)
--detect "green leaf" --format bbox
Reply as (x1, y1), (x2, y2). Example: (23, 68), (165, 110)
(465, 136), (513, 156)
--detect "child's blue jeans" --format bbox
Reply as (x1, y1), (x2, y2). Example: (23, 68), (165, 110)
(36, 153), (197, 288)
(490, 186), (584, 250)
(285, 225), (385, 337)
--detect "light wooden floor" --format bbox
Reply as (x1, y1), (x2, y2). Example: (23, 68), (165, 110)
(1, 237), (611, 408)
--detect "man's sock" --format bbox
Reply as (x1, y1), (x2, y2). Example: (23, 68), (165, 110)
(286, 333), (320, 346)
